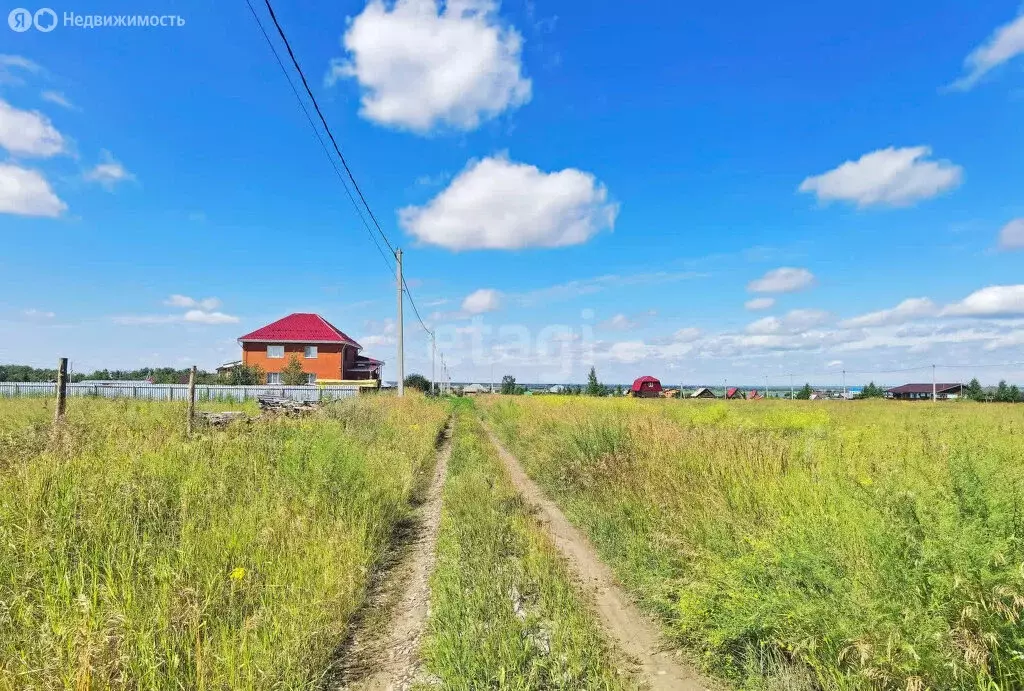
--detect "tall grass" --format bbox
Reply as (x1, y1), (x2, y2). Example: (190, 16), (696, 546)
(484, 397), (1024, 690)
(418, 401), (630, 690)
(0, 396), (447, 690)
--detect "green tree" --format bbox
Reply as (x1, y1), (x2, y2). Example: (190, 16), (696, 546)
(280, 355), (307, 386)
(226, 364), (264, 386)
(585, 366), (605, 396)
(966, 378), (984, 402)
(404, 373), (431, 392)
(856, 381), (885, 399)
(795, 383), (813, 400)
(501, 375), (517, 395)
(995, 380), (1011, 403)
(1009, 384), (1021, 403)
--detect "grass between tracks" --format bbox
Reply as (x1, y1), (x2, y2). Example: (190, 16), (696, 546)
(0, 395), (447, 690)
(418, 400), (632, 690)
(484, 396), (1024, 691)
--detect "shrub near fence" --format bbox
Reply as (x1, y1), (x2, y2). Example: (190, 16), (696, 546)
(0, 382), (358, 403)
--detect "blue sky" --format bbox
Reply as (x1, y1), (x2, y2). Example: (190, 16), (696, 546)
(1, 0), (1023, 385)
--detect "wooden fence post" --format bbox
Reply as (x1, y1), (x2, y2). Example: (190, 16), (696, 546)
(54, 357), (68, 422)
(186, 366), (197, 435)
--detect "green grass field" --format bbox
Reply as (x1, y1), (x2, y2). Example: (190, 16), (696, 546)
(484, 397), (1024, 690)
(4, 393), (1022, 690)
(417, 400), (630, 690)
(0, 396), (447, 690)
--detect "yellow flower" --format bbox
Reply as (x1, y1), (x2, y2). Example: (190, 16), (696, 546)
(230, 567), (246, 581)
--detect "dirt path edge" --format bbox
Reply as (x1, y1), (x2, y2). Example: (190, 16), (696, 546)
(335, 419), (453, 691)
(484, 424), (712, 691)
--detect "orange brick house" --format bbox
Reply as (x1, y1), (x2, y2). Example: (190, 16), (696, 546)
(238, 313), (383, 385)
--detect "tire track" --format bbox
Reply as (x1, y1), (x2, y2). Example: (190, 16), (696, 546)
(484, 425), (712, 691)
(333, 420), (452, 691)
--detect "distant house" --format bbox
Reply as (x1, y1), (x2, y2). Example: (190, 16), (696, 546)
(548, 384), (565, 394)
(690, 387), (716, 399)
(238, 313), (383, 385)
(726, 387), (745, 400)
(887, 383), (966, 400)
(216, 360), (242, 375)
(631, 376), (662, 398)
(463, 383), (489, 395)
(747, 389), (763, 400)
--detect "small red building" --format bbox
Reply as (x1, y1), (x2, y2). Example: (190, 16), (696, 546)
(238, 313), (383, 385)
(631, 376), (662, 398)
(726, 387), (745, 400)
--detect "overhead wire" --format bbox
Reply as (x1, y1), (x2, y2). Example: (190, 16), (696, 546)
(261, 0), (395, 256)
(243, 0), (394, 276)
(248, 0), (440, 364)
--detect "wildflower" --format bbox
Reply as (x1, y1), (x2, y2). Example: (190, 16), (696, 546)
(230, 567), (246, 582)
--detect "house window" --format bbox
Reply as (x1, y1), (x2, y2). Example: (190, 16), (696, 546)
(304, 345), (318, 359)
(306, 373), (317, 384)
(267, 345), (284, 359)
(267, 372), (281, 384)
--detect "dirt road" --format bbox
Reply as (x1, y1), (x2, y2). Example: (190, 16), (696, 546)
(335, 422), (452, 691)
(485, 426), (711, 691)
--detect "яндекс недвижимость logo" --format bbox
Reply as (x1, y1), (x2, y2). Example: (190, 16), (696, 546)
(8, 7), (57, 31)
(8, 8), (184, 31)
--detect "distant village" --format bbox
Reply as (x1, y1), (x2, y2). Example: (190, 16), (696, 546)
(2, 312), (1021, 404)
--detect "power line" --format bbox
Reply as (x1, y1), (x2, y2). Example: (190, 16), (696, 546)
(244, 0), (394, 276)
(403, 277), (433, 336)
(251, 0), (437, 344)
(261, 0), (395, 256)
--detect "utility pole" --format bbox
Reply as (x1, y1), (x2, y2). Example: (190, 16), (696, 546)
(843, 369), (847, 399)
(430, 332), (436, 395)
(790, 373), (794, 400)
(764, 375), (768, 398)
(932, 364), (936, 403)
(396, 248), (404, 397)
(724, 378), (727, 399)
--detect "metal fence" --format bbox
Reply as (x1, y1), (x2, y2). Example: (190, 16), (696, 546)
(0, 382), (359, 403)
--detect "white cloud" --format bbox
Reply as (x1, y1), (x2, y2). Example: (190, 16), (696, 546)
(799, 146), (962, 207)
(840, 297), (938, 328)
(115, 295), (237, 326)
(747, 267), (815, 294)
(827, 360), (843, 367)
(0, 99), (65, 157)
(461, 288), (502, 314)
(942, 285), (1024, 318)
(0, 163), (66, 217)
(41, 91), (74, 109)
(601, 314), (635, 330)
(746, 309), (830, 335)
(673, 327), (702, 343)
(165, 295), (222, 310)
(84, 150), (134, 189)
(23, 308), (55, 319)
(608, 340), (648, 363)
(182, 310), (239, 325)
(998, 218), (1024, 250)
(114, 309), (239, 326)
(0, 55), (41, 84)
(330, 0), (531, 133)
(744, 297), (776, 311)
(518, 271), (700, 306)
(400, 155), (618, 250)
(948, 12), (1024, 90)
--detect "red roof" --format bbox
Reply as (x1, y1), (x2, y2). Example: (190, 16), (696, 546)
(239, 313), (361, 348)
(726, 387), (741, 398)
(887, 383), (964, 395)
(631, 376), (662, 392)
